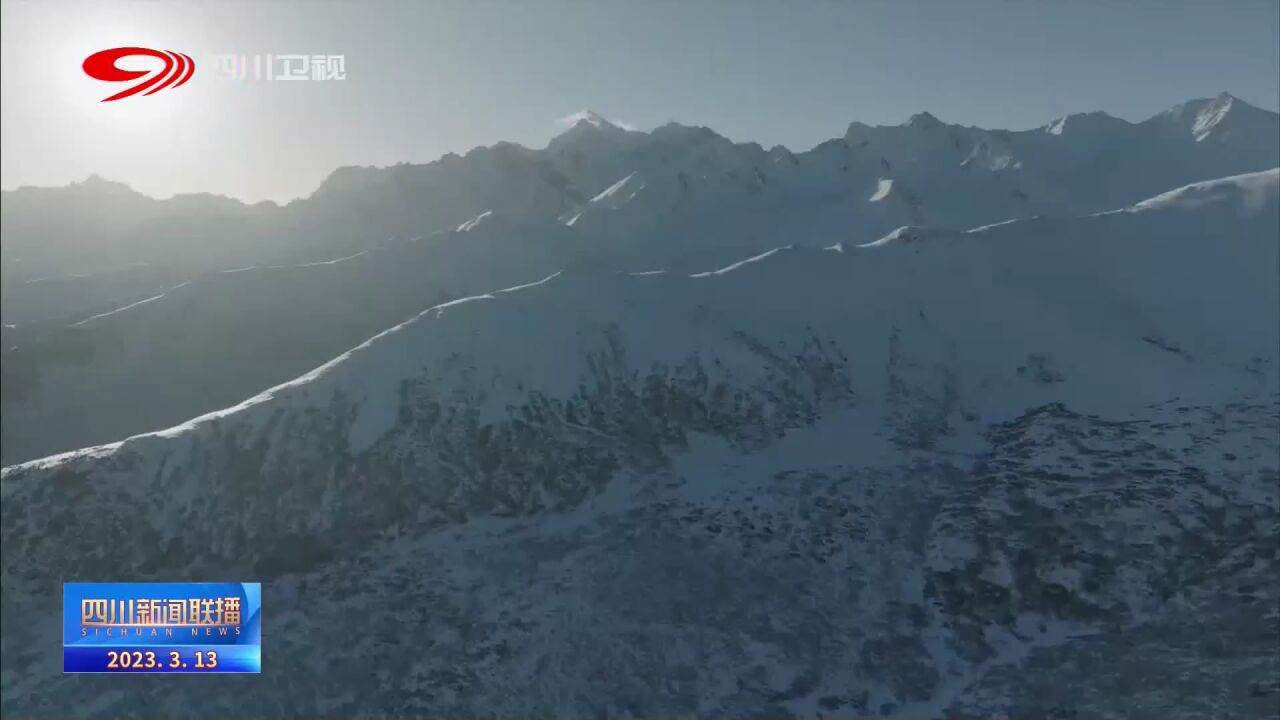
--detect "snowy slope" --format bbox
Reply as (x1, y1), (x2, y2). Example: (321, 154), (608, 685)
(2, 170), (1277, 719)
(0, 214), (607, 463)
(4, 95), (1277, 464)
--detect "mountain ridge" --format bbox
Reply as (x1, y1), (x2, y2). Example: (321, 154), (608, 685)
(4, 92), (1273, 204)
(2, 164), (1276, 718)
(2, 93), (1277, 464)
(6, 167), (1276, 474)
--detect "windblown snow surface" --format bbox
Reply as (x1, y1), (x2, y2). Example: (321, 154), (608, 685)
(5, 93), (1278, 466)
(2, 169), (1277, 718)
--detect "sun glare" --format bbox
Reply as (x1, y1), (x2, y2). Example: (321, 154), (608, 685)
(47, 4), (204, 130)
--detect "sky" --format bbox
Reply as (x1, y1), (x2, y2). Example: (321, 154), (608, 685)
(2, 0), (1277, 203)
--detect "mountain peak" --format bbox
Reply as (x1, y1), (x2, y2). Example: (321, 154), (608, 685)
(79, 173), (131, 189)
(559, 109), (632, 133)
(1204, 91), (1237, 112)
(64, 173), (142, 198)
(1192, 94), (1236, 141)
(546, 110), (646, 169)
(906, 111), (944, 129)
(1153, 92), (1276, 143)
(1175, 91), (1252, 112)
(1043, 110), (1128, 136)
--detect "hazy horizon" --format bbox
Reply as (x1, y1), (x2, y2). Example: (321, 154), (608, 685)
(2, 0), (1277, 203)
(4, 88), (1274, 206)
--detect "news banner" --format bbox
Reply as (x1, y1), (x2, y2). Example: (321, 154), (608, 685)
(63, 583), (261, 673)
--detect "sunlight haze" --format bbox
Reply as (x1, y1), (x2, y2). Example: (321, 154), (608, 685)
(2, 0), (1278, 202)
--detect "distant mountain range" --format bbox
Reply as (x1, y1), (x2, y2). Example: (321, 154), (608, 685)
(2, 92), (1276, 465)
(1, 94), (1278, 718)
(4, 92), (1275, 305)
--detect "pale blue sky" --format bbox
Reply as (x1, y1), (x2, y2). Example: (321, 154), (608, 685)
(2, 0), (1277, 202)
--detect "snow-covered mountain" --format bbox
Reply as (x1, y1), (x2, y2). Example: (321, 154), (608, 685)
(1, 213), (596, 463)
(3, 169), (1277, 718)
(2, 94), (1277, 465)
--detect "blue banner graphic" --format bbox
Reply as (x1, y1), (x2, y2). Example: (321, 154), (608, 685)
(63, 582), (261, 673)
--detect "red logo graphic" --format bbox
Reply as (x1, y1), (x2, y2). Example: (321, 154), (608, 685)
(82, 47), (195, 102)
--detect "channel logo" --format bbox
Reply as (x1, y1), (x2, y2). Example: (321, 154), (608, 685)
(82, 47), (195, 102)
